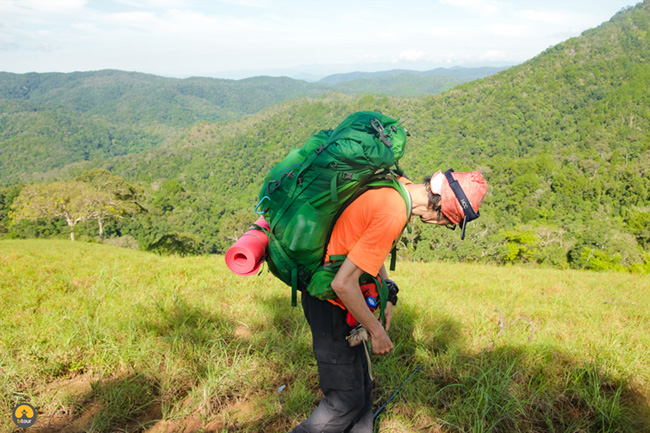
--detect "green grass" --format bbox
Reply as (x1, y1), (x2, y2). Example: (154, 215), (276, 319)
(1, 239), (649, 432)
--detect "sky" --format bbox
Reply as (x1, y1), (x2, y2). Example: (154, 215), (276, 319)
(0, 0), (639, 80)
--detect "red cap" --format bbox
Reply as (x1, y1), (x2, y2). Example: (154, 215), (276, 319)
(430, 170), (488, 225)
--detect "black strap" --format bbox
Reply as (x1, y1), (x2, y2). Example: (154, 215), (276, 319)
(444, 169), (480, 227)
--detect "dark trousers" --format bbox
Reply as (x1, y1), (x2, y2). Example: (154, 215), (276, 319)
(290, 291), (373, 433)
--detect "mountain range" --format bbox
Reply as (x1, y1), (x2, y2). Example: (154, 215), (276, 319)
(0, 1), (648, 272)
(0, 66), (506, 186)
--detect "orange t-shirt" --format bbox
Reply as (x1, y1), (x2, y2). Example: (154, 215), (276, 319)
(325, 179), (411, 276)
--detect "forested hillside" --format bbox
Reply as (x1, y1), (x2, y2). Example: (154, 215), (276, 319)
(0, 70), (334, 126)
(331, 73), (467, 97)
(0, 68), (499, 185)
(398, 1), (650, 270)
(0, 70), (330, 184)
(1, 2), (649, 272)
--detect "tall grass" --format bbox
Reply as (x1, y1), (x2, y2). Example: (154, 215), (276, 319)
(0, 239), (648, 432)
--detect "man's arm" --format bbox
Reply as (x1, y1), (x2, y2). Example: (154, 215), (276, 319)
(331, 258), (394, 355)
(378, 264), (389, 280)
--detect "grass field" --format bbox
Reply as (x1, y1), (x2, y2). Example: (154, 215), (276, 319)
(1, 239), (649, 432)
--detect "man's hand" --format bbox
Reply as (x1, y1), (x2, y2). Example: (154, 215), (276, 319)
(332, 258), (394, 355)
(369, 326), (394, 355)
(372, 302), (394, 354)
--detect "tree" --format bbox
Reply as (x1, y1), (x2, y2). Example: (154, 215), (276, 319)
(75, 169), (144, 239)
(0, 184), (23, 235)
(10, 181), (109, 241)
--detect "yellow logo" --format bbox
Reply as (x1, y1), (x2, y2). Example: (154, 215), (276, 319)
(12, 403), (37, 428)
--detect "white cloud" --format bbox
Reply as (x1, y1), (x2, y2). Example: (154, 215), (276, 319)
(485, 23), (528, 37)
(10, 0), (86, 14)
(478, 49), (509, 61)
(439, 0), (503, 15)
(215, 0), (272, 7)
(0, 0), (637, 77)
(425, 26), (468, 38)
(395, 50), (426, 62)
(111, 0), (191, 9)
(110, 11), (157, 27)
(516, 9), (573, 25)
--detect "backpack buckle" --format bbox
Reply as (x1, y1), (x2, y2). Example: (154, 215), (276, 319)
(371, 118), (392, 148)
(315, 145), (326, 155)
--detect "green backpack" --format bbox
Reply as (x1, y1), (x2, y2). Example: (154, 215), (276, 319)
(256, 111), (411, 306)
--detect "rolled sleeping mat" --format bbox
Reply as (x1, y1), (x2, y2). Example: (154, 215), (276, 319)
(225, 217), (270, 276)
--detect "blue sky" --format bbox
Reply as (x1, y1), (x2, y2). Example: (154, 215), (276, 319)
(0, 0), (638, 79)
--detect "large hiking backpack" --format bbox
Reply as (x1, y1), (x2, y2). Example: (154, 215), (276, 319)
(256, 111), (411, 306)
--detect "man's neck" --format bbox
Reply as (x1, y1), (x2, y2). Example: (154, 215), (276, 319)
(405, 183), (429, 217)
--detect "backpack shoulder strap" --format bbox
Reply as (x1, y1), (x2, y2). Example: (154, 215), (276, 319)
(373, 175), (412, 271)
(365, 174), (412, 223)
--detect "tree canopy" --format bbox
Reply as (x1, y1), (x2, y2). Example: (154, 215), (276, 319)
(1, 2), (649, 272)
(9, 171), (143, 241)
(10, 181), (107, 241)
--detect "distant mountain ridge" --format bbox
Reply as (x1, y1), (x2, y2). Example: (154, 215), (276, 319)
(0, 66), (503, 184)
(318, 66), (508, 84)
(0, 69), (329, 126)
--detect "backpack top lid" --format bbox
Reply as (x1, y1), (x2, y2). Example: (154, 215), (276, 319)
(327, 111), (408, 161)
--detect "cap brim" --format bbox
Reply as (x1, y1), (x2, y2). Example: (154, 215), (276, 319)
(429, 170), (444, 195)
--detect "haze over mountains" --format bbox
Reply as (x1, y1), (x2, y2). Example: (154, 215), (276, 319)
(0, 2), (648, 272)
